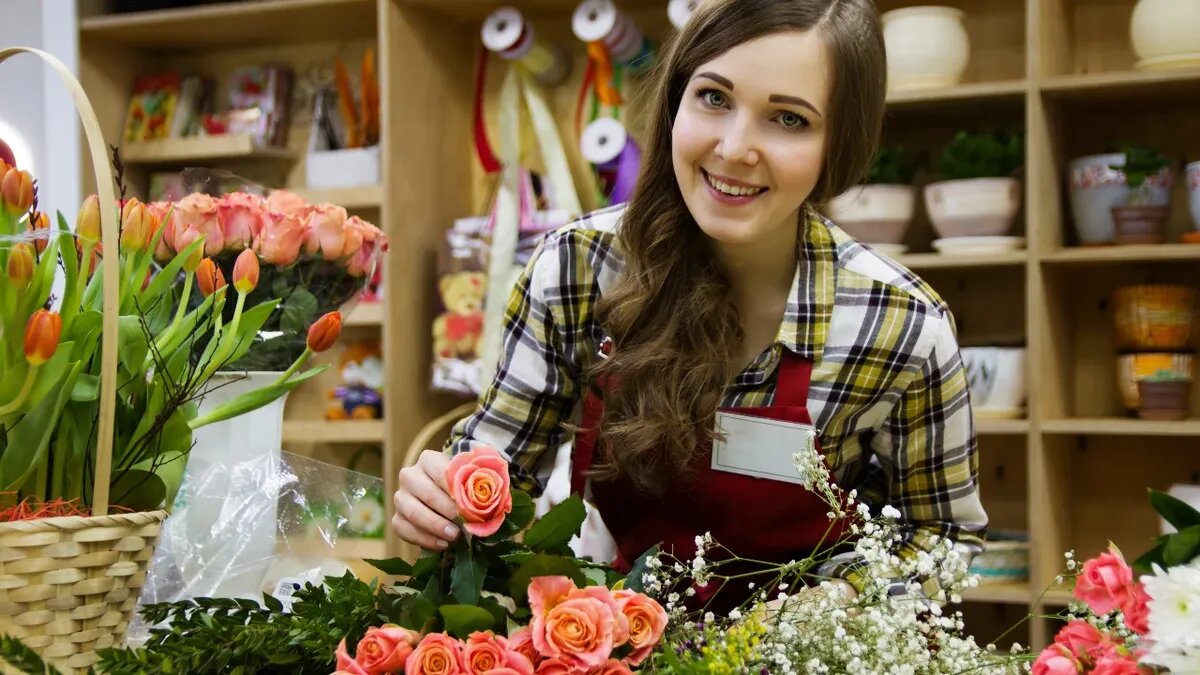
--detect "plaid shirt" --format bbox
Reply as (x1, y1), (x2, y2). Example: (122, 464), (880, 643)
(448, 204), (988, 595)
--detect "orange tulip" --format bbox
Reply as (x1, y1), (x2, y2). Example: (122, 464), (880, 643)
(120, 198), (152, 252)
(77, 194), (101, 244)
(23, 309), (61, 365)
(7, 242), (34, 285)
(232, 248), (260, 294)
(26, 211), (49, 253)
(2, 168), (33, 216)
(306, 311), (342, 353)
(195, 258), (226, 297)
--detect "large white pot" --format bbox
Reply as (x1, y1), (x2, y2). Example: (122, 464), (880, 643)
(882, 6), (970, 92)
(1131, 0), (1200, 69)
(1188, 160), (1200, 231)
(1068, 153), (1173, 245)
(825, 184), (916, 244)
(960, 347), (1027, 419)
(924, 177), (1021, 238)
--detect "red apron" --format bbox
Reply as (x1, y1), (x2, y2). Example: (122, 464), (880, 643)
(570, 349), (850, 609)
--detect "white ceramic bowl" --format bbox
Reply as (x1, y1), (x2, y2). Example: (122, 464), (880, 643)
(924, 177), (1021, 238)
(960, 346), (1027, 418)
(825, 184), (916, 244)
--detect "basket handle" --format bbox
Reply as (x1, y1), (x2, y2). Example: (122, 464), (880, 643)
(0, 47), (120, 517)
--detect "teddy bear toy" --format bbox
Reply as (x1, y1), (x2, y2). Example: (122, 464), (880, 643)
(326, 343), (384, 420)
(433, 270), (486, 360)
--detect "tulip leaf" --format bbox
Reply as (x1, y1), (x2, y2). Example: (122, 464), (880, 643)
(118, 316), (150, 376)
(0, 363), (81, 492)
(131, 445), (189, 513)
(71, 374), (100, 402)
(25, 342), (75, 410)
(68, 310), (103, 349)
(222, 299), (281, 366)
(144, 237), (202, 305)
(108, 469), (166, 513)
(280, 287), (318, 335)
(187, 364), (327, 430)
(438, 604), (494, 638)
(0, 361), (28, 406)
(523, 494), (585, 553)
(19, 237), (60, 318)
(1150, 488), (1200, 531)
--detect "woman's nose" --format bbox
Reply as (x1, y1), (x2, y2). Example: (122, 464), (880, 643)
(714, 115), (760, 166)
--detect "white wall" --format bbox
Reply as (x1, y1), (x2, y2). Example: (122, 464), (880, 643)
(0, 0), (81, 216)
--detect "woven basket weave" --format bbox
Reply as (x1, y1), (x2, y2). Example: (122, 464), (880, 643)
(0, 46), (168, 673)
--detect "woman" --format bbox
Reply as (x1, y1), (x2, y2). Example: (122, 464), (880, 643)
(394, 0), (987, 603)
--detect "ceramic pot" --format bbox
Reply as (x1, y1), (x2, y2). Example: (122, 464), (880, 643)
(1131, 0), (1200, 69)
(882, 6), (970, 92)
(1137, 380), (1191, 420)
(1112, 204), (1170, 244)
(1117, 352), (1194, 409)
(1068, 154), (1173, 245)
(825, 184), (916, 244)
(1188, 161), (1200, 231)
(960, 346), (1027, 418)
(1113, 285), (1198, 352)
(924, 177), (1021, 238)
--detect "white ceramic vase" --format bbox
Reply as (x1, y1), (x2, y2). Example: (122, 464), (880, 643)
(924, 177), (1021, 238)
(1068, 153), (1173, 245)
(1131, 0), (1200, 70)
(175, 371), (290, 599)
(960, 347), (1027, 418)
(882, 6), (970, 92)
(825, 184), (916, 244)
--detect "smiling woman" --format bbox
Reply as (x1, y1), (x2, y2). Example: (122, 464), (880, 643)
(395, 0), (987, 613)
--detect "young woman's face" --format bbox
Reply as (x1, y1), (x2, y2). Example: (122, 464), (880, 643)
(672, 30), (832, 248)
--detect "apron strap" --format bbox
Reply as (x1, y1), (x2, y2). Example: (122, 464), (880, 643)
(774, 350), (814, 409)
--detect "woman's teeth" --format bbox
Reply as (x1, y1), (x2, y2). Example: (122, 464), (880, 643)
(705, 172), (765, 197)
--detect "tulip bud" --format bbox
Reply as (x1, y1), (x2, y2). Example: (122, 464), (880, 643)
(120, 198), (152, 252)
(23, 309), (62, 365)
(77, 194), (101, 244)
(195, 258), (226, 297)
(306, 311), (342, 353)
(7, 242), (34, 285)
(26, 211), (49, 253)
(2, 168), (33, 216)
(232, 248), (260, 294)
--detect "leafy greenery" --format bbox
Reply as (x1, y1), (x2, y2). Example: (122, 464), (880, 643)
(1108, 146), (1170, 206)
(0, 635), (64, 675)
(865, 145), (919, 185)
(1141, 368), (1191, 383)
(936, 130), (1024, 180)
(1134, 488), (1200, 574)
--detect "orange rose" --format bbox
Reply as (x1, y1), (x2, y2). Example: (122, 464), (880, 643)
(505, 627), (538, 666)
(611, 590), (668, 666)
(265, 188), (309, 214)
(303, 203), (349, 259)
(568, 586), (629, 648)
(217, 191), (268, 251)
(443, 446), (513, 537)
(342, 216), (388, 277)
(256, 209), (307, 266)
(334, 638), (369, 675)
(176, 192), (224, 255)
(589, 659), (632, 674)
(460, 631), (533, 675)
(355, 624), (420, 674)
(533, 657), (574, 675)
(405, 633), (464, 675)
(540, 597), (615, 671)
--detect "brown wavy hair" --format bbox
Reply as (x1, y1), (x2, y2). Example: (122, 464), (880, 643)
(586, 0), (887, 494)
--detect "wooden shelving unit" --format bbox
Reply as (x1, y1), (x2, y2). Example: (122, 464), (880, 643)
(293, 185), (383, 211)
(75, 0), (1200, 652)
(120, 134), (298, 164)
(282, 420), (386, 444)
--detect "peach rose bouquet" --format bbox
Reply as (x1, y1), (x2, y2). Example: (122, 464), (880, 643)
(150, 171), (387, 371)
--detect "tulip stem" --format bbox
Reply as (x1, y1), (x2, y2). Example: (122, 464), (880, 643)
(274, 347), (312, 386)
(0, 364), (38, 417)
(154, 273), (193, 357)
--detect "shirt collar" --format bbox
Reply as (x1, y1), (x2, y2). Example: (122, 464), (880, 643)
(776, 205), (837, 361)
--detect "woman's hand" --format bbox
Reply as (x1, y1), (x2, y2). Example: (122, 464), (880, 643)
(755, 580), (859, 622)
(391, 450), (461, 550)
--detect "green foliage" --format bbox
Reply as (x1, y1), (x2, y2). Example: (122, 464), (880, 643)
(865, 145), (919, 185)
(936, 130), (1024, 180)
(1109, 146), (1170, 205)
(1141, 368), (1191, 383)
(0, 635), (66, 675)
(1134, 488), (1200, 574)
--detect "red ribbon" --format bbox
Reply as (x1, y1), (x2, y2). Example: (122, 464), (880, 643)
(473, 45), (502, 174)
(576, 57), (595, 141)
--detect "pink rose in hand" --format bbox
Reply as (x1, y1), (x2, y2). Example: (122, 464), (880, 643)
(612, 589), (668, 665)
(304, 203), (350, 259)
(1032, 645), (1081, 675)
(218, 192), (268, 251)
(256, 209), (308, 266)
(407, 633), (465, 675)
(444, 446), (513, 537)
(1120, 581), (1151, 636)
(266, 188), (309, 214)
(335, 639), (370, 675)
(175, 192), (224, 255)
(1075, 548), (1134, 615)
(355, 624), (421, 674)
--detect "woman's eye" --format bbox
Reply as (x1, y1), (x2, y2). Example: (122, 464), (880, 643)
(777, 111), (810, 129)
(699, 89), (728, 108)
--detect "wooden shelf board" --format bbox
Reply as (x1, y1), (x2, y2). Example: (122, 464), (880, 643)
(960, 580), (1031, 605)
(283, 420), (385, 444)
(1042, 418), (1200, 436)
(1039, 588), (1076, 607)
(79, 0), (377, 49)
(345, 302), (384, 327)
(886, 80), (1028, 107)
(293, 185), (382, 210)
(1041, 244), (1200, 265)
(402, 0), (666, 21)
(121, 135), (297, 165)
(1041, 69), (1200, 103)
(975, 418), (1029, 435)
(896, 252), (1028, 270)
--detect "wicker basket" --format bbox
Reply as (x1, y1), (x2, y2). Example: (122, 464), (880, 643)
(0, 46), (167, 673)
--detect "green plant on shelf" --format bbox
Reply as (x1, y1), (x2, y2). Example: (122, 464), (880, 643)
(937, 129), (1024, 180)
(1109, 146), (1170, 206)
(865, 144), (919, 185)
(1140, 368), (1191, 384)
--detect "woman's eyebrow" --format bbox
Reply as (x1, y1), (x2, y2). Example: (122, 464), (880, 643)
(769, 94), (821, 117)
(694, 71), (734, 89)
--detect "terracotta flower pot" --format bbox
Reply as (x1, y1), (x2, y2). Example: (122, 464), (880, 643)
(1137, 380), (1192, 420)
(1112, 204), (1170, 244)
(1113, 285), (1198, 351)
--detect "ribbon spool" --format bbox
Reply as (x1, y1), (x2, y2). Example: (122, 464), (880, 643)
(572, 0), (654, 72)
(482, 6), (570, 86)
(668, 0), (700, 30)
(581, 117), (641, 205)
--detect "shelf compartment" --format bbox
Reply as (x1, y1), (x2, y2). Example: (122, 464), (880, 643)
(345, 302), (384, 327)
(1041, 244), (1200, 265)
(293, 185), (383, 210)
(1042, 419), (1200, 436)
(976, 418), (1030, 435)
(886, 80), (1028, 109)
(283, 420), (385, 444)
(898, 252), (1028, 270)
(121, 135), (298, 165)
(1041, 69), (1200, 105)
(79, 0), (377, 50)
(961, 581), (1032, 605)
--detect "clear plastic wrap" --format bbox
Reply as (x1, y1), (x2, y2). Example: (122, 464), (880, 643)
(127, 451), (386, 646)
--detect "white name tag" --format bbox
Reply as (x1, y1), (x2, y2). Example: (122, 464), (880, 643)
(710, 410), (817, 485)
